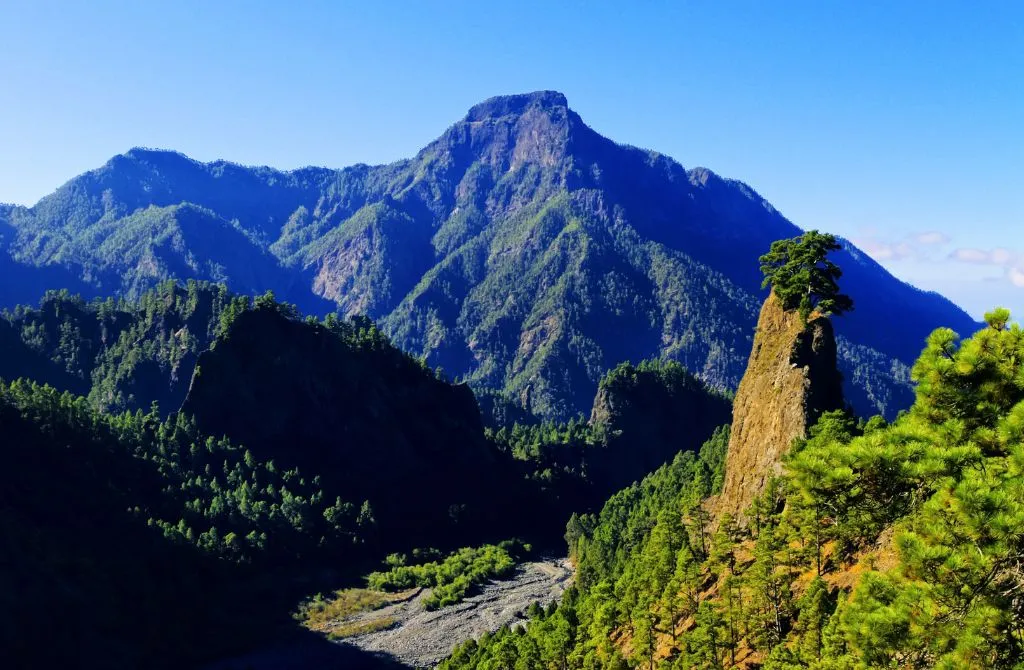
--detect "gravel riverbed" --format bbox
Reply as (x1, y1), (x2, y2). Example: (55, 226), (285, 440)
(338, 557), (573, 668)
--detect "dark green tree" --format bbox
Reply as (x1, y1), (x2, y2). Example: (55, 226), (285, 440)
(759, 231), (854, 320)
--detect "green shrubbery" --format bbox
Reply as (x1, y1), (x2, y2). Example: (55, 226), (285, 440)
(368, 541), (527, 610)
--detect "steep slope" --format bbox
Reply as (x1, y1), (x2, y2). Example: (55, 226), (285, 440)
(494, 360), (731, 526)
(180, 302), (517, 548)
(716, 293), (845, 520)
(3, 151), (336, 313)
(0, 91), (979, 420)
(0, 315), (82, 391)
(589, 361), (732, 493)
(0, 281), (232, 414)
(2, 280), (734, 558)
(0, 210), (95, 306)
(0, 380), (392, 669)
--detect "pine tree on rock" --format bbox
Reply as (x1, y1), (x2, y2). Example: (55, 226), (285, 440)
(759, 231), (854, 320)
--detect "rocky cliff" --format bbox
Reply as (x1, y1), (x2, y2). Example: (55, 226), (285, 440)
(716, 291), (845, 521)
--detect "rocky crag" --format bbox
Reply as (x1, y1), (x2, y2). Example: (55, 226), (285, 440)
(716, 291), (845, 521)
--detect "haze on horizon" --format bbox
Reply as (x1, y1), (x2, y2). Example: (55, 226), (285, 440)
(2, 1), (1021, 318)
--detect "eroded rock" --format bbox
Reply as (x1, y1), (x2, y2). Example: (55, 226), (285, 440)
(716, 291), (844, 522)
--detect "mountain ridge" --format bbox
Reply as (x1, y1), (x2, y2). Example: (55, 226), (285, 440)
(0, 91), (979, 420)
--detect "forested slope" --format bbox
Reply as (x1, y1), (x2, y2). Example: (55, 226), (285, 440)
(0, 380), (380, 668)
(0, 282), (738, 667)
(0, 280), (230, 414)
(443, 309), (1024, 669)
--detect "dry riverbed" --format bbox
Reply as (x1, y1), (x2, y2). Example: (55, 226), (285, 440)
(334, 558), (573, 668)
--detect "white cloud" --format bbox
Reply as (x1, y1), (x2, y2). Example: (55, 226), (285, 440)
(858, 233), (1024, 292)
(914, 231), (950, 246)
(854, 229), (950, 262)
(949, 247), (1019, 267)
(948, 246), (1024, 289)
(991, 248), (1014, 265)
(951, 248), (995, 264)
(856, 238), (911, 260)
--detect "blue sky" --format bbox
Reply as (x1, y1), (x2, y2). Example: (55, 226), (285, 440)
(2, 1), (1022, 318)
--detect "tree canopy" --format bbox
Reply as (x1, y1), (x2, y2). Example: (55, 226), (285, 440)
(759, 231), (854, 319)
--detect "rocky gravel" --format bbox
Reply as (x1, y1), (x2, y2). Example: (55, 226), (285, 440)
(338, 558), (573, 668)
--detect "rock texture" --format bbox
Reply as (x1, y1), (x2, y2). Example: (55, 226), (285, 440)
(716, 292), (845, 522)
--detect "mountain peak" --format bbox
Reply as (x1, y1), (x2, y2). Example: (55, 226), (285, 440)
(118, 147), (196, 165)
(465, 90), (569, 122)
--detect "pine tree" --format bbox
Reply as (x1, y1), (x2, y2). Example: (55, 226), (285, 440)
(759, 231), (853, 320)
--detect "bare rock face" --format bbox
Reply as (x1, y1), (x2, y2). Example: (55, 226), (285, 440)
(716, 291), (844, 522)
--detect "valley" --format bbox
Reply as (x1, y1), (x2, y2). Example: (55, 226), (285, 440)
(0, 92), (1019, 670)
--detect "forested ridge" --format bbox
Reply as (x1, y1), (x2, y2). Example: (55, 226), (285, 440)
(0, 279), (733, 667)
(0, 167), (1006, 669)
(0, 284), (495, 667)
(1, 280), (231, 414)
(0, 378), (369, 667)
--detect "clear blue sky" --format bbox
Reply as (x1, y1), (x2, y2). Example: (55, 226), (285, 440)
(2, 1), (1022, 318)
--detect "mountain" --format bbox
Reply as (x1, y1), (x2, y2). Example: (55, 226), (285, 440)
(0, 281), (231, 414)
(0, 91), (979, 420)
(0, 376), (392, 669)
(492, 359), (730, 523)
(0, 283), (536, 550)
(0, 288), (523, 669)
(588, 360), (732, 493)
(0, 280), (731, 545)
(181, 301), (511, 547)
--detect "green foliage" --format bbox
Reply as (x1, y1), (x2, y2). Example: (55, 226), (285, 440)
(0, 376), (374, 668)
(3, 111), (978, 427)
(487, 360), (730, 524)
(0, 284), (539, 667)
(367, 541), (525, 610)
(1, 280), (233, 414)
(440, 427), (729, 669)
(444, 311), (1024, 669)
(760, 231), (854, 320)
(0, 379), (368, 566)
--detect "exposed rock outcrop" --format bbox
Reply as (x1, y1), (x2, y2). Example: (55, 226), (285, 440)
(716, 291), (844, 522)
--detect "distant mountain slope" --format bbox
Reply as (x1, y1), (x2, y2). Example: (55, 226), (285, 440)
(0, 280), (733, 543)
(0, 91), (979, 419)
